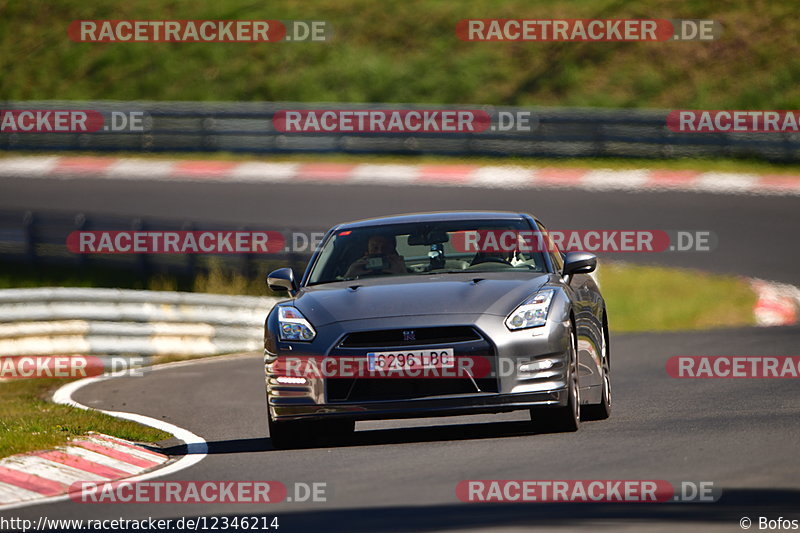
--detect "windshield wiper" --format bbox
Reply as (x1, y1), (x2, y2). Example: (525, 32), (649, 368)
(417, 270), (472, 275)
(420, 266), (539, 275)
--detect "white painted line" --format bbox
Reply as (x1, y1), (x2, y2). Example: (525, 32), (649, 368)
(0, 456), (108, 484)
(694, 172), (760, 193)
(0, 366), (208, 511)
(470, 166), (533, 188)
(80, 436), (167, 463)
(230, 162), (299, 182)
(349, 164), (419, 184)
(58, 446), (142, 474)
(0, 157), (59, 177)
(105, 159), (175, 180)
(4, 156), (800, 197)
(582, 169), (651, 190)
(0, 482), (43, 503)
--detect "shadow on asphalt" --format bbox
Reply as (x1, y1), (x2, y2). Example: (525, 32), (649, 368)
(159, 419), (599, 456)
(155, 489), (800, 532)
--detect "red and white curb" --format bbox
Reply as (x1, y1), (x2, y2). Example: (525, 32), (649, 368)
(0, 433), (168, 505)
(1, 156), (800, 196)
(751, 279), (800, 327)
(0, 362), (210, 511)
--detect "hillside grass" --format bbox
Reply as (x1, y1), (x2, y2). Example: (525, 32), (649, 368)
(1, 0), (798, 108)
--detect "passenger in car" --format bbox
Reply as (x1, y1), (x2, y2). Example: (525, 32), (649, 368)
(345, 235), (407, 277)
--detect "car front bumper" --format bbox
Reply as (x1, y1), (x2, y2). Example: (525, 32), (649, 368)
(267, 388), (568, 422)
(266, 313), (573, 422)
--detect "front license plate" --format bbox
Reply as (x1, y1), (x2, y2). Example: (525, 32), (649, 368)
(367, 348), (455, 372)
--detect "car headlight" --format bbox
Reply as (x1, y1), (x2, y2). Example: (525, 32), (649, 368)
(505, 289), (555, 330)
(277, 306), (316, 341)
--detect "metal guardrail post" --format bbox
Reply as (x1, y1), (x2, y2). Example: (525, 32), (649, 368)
(182, 221), (197, 277)
(130, 218), (149, 280)
(74, 213), (88, 270)
(23, 210), (37, 265)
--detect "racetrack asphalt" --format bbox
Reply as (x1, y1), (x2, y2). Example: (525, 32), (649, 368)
(0, 175), (798, 283)
(0, 173), (798, 531)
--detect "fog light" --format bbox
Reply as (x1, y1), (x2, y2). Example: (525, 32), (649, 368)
(276, 376), (308, 385)
(519, 360), (554, 373)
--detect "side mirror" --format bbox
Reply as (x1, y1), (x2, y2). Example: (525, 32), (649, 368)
(267, 267), (298, 296)
(563, 252), (597, 277)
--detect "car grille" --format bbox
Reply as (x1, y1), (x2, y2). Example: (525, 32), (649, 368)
(339, 326), (482, 348)
(329, 325), (497, 402)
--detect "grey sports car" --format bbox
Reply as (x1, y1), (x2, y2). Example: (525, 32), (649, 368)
(264, 211), (611, 449)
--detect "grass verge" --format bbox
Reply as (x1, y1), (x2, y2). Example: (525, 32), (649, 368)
(0, 378), (171, 459)
(599, 262), (757, 332)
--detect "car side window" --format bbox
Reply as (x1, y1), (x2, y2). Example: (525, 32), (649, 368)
(537, 221), (564, 273)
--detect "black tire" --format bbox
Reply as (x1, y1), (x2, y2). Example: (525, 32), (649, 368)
(582, 366), (611, 421)
(317, 419), (356, 447)
(268, 415), (355, 450)
(268, 415), (314, 450)
(530, 327), (580, 433)
(583, 327), (611, 421)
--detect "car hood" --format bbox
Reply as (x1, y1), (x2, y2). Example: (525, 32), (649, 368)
(292, 273), (551, 326)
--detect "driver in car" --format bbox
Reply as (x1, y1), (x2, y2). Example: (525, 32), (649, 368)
(345, 235), (407, 277)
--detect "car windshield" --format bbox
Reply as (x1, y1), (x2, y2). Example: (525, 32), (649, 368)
(306, 219), (549, 285)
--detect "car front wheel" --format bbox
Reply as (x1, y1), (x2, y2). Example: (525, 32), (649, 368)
(530, 326), (580, 433)
(582, 329), (611, 421)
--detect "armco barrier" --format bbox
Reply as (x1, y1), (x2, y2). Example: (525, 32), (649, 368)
(0, 208), (314, 281)
(0, 287), (281, 358)
(2, 100), (799, 161)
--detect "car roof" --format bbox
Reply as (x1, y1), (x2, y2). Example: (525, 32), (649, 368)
(336, 211), (529, 230)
